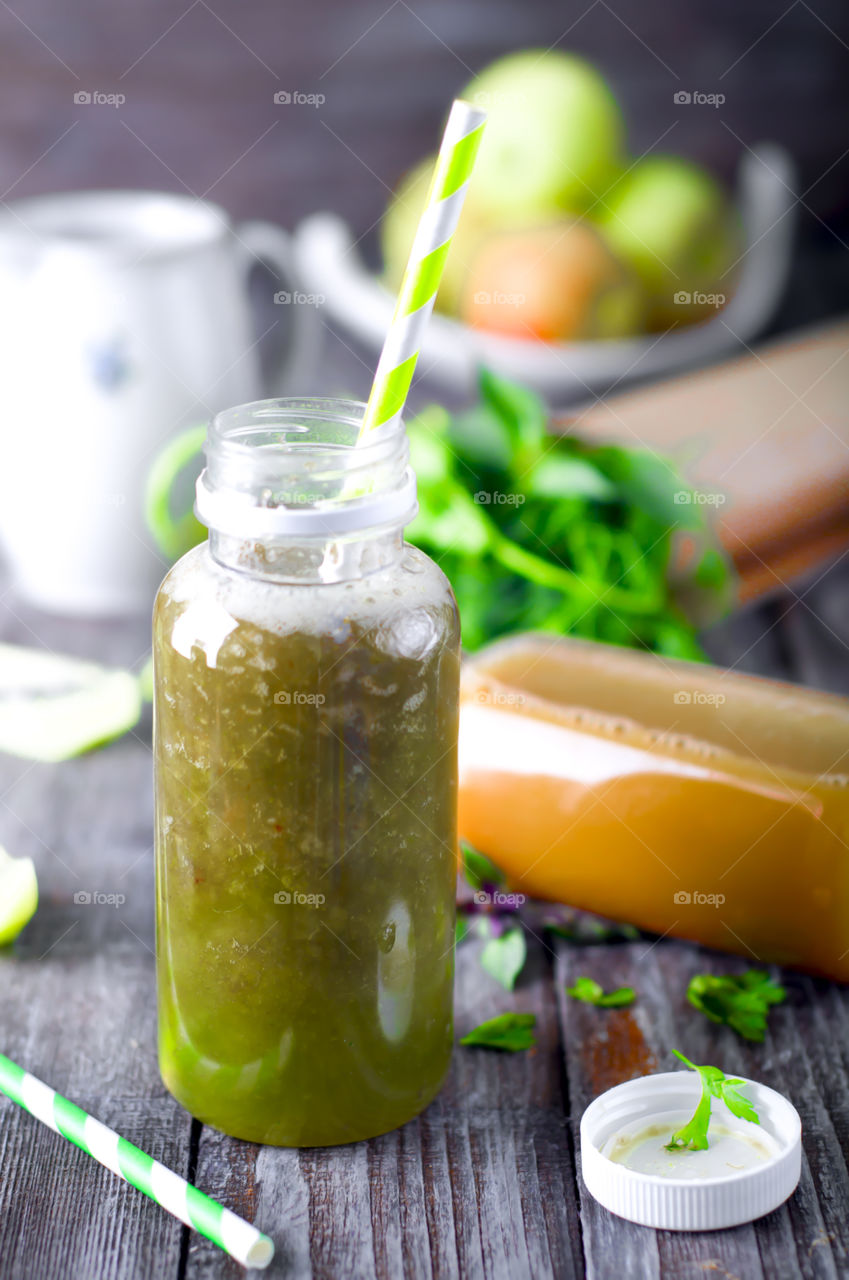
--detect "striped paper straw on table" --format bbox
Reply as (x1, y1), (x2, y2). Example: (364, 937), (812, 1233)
(359, 98), (487, 440)
(0, 1052), (274, 1270)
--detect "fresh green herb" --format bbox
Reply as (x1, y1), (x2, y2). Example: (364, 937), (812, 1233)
(407, 369), (732, 655)
(457, 843), (528, 983)
(687, 970), (786, 1042)
(480, 925), (527, 990)
(455, 917), (470, 948)
(566, 976), (635, 1007)
(666, 1049), (759, 1151)
(460, 1012), (537, 1051)
(461, 842), (506, 891)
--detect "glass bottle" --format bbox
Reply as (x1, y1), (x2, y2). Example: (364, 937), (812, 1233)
(153, 398), (460, 1146)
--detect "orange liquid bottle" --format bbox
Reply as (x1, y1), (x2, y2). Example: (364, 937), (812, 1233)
(459, 634), (849, 980)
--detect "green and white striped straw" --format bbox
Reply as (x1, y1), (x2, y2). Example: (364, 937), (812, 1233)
(359, 98), (487, 440)
(0, 1052), (274, 1270)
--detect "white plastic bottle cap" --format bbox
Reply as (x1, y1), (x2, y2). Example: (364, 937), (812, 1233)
(580, 1071), (802, 1231)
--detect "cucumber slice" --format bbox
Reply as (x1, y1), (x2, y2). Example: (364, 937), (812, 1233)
(0, 643), (142, 762)
(0, 846), (38, 944)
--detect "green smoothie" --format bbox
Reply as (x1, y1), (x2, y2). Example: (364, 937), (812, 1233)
(154, 528), (460, 1145)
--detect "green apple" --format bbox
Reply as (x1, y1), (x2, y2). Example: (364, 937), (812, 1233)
(381, 154), (486, 313)
(461, 50), (625, 218)
(594, 156), (741, 327)
(0, 846), (38, 945)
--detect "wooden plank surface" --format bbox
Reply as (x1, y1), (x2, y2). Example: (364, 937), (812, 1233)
(0, 737), (189, 1280)
(2, 560), (849, 1280)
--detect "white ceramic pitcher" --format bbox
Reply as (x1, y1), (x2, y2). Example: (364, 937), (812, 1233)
(0, 190), (318, 614)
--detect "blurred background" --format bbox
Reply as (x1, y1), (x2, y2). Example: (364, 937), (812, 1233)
(1, 0), (847, 356)
(0, 0), (847, 685)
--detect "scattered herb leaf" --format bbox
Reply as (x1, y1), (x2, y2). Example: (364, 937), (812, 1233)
(666, 1048), (760, 1151)
(687, 970), (786, 1042)
(461, 842), (506, 891)
(566, 976), (635, 1007)
(480, 925), (527, 990)
(460, 1012), (537, 1051)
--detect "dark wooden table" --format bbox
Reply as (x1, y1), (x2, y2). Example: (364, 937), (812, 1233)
(2, 545), (849, 1280)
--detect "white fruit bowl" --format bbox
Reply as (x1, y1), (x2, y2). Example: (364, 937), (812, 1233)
(292, 144), (796, 400)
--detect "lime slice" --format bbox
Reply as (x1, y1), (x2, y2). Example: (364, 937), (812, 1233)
(0, 643), (142, 762)
(0, 846), (38, 945)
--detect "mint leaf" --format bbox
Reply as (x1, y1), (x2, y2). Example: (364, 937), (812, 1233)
(460, 1012), (536, 1051)
(687, 971), (786, 1042)
(480, 925), (526, 990)
(567, 976), (635, 1007)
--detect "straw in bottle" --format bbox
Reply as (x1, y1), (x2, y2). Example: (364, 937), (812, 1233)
(359, 98), (487, 439)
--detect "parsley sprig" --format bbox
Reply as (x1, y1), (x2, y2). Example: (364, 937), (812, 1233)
(687, 970), (786, 1042)
(407, 368), (732, 656)
(666, 1049), (760, 1151)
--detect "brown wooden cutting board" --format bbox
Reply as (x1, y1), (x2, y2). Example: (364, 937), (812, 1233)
(556, 319), (849, 601)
